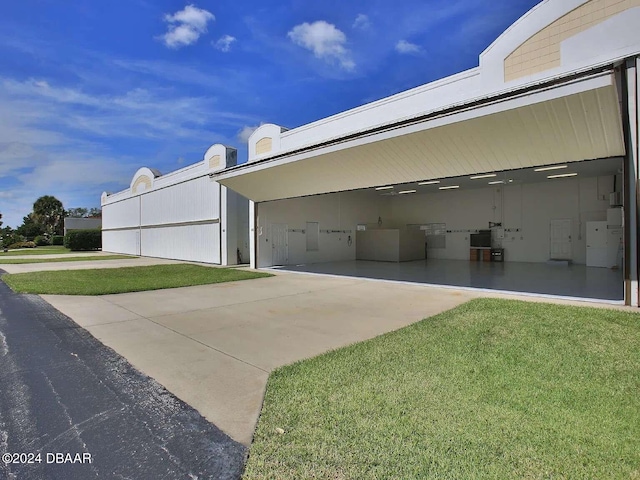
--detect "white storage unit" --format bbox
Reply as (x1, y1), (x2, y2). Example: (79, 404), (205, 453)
(607, 207), (623, 227)
(101, 144), (249, 265)
(587, 221), (622, 268)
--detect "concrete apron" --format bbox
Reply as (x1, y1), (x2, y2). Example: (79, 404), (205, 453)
(41, 272), (476, 445)
(42, 270), (629, 446)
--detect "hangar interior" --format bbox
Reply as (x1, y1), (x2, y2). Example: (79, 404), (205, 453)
(257, 158), (623, 301)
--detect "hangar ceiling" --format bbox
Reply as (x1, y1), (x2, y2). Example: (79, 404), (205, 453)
(216, 73), (624, 202)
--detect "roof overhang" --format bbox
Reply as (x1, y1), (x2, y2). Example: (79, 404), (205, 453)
(215, 71), (624, 202)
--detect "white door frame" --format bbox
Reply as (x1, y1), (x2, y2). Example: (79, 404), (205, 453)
(549, 218), (572, 260)
(270, 223), (288, 266)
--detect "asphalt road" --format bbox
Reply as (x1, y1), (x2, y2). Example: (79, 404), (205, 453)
(0, 274), (247, 480)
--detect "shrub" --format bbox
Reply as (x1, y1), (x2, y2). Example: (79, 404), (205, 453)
(7, 241), (37, 249)
(1, 232), (24, 248)
(34, 235), (50, 246)
(64, 229), (102, 251)
(51, 235), (64, 246)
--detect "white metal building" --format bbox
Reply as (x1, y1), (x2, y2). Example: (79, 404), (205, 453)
(211, 0), (640, 306)
(101, 144), (249, 266)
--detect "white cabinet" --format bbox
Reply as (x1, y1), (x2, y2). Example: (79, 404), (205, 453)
(607, 207), (622, 227)
(586, 221), (622, 268)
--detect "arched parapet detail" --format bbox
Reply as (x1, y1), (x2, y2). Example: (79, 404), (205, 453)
(480, 0), (640, 88)
(130, 167), (161, 194)
(101, 191), (110, 205)
(204, 144), (238, 172)
(248, 124), (288, 162)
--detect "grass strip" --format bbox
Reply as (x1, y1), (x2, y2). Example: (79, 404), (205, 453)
(0, 255), (134, 264)
(0, 246), (74, 256)
(2, 264), (272, 295)
(245, 298), (640, 479)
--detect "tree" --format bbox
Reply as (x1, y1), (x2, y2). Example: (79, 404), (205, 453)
(32, 195), (64, 236)
(0, 225), (22, 248)
(66, 207), (88, 218)
(15, 214), (45, 238)
(66, 207), (101, 218)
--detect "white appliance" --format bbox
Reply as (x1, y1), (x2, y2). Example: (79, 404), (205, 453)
(586, 214), (622, 268)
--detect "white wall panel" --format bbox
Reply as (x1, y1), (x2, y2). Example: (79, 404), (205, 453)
(102, 229), (140, 256)
(141, 177), (220, 226)
(141, 224), (220, 264)
(102, 198), (140, 229)
(257, 191), (386, 267)
(257, 174), (614, 267)
(390, 175), (612, 264)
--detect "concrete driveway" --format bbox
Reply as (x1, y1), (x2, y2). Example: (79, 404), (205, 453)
(43, 271), (478, 445)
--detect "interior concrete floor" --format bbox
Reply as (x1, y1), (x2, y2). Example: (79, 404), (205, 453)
(277, 259), (624, 302)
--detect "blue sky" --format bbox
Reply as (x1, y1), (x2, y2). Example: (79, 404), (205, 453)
(0, 0), (539, 227)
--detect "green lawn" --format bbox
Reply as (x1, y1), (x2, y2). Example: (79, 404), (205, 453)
(2, 264), (272, 295)
(245, 299), (640, 479)
(0, 246), (75, 256)
(0, 255), (133, 264)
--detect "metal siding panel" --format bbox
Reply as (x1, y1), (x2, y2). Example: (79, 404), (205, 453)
(102, 198), (140, 229)
(102, 230), (139, 255)
(140, 177), (220, 226)
(140, 224), (220, 264)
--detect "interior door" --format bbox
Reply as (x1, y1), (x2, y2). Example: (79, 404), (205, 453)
(271, 224), (288, 266)
(549, 219), (572, 260)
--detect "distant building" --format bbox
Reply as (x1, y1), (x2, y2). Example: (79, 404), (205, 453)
(64, 217), (102, 235)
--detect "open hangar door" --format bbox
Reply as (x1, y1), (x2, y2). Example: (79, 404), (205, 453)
(257, 157), (624, 302)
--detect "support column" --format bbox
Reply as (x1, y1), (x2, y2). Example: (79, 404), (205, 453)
(249, 200), (256, 269)
(623, 58), (639, 306)
(220, 186), (229, 266)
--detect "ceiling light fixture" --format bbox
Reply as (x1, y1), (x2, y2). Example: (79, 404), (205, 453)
(398, 190), (416, 194)
(534, 165), (567, 172)
(470, 174), (496, 180)
(439, 185), (460, 190)
(418, 180), (440, 185)
(375, 186), (394, 190)
(547, 173), (578, 179)
(488, 180), (505, 185)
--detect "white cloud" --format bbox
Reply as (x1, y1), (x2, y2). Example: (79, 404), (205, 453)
(0, 74), (258, 227)
(288, 21), (355, 71)
(353, 14), (371, 30)
(0, 78), (235, 139)
(395, 40), (422, 54)
(162, 5), (215, 49)
(111, 58), (256, 96)
(237, 125), (259, 143)
(214, 34), (237, 52)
